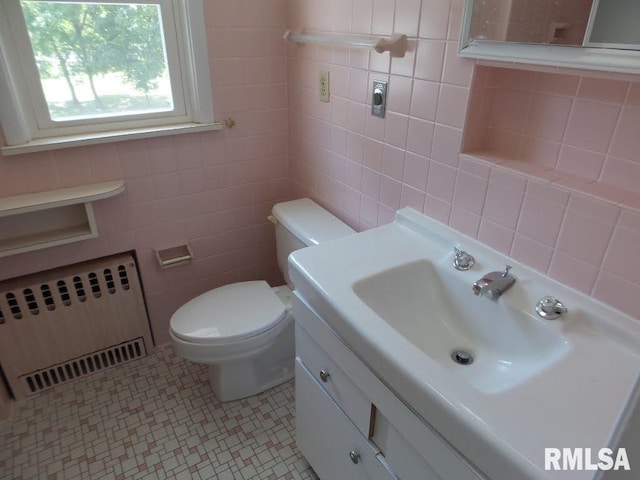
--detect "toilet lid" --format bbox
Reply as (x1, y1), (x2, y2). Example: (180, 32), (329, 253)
(170, 281), (287, 344)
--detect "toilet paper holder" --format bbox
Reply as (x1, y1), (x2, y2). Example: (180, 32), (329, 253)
(155, 244), (193, 269)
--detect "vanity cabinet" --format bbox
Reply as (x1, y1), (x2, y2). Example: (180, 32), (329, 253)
(296, 361), (395, 480)
(294, 293), (485, 480)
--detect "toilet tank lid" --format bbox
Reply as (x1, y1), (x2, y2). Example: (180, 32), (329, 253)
(272, 198), (355, 246)
(169, 281), (286, 344)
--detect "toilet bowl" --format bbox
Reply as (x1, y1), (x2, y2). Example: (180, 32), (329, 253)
(169, 198), (354, 402)
(170, 282), (295, 401)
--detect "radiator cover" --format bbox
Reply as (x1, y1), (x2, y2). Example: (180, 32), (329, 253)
(0, 253), (153, 399)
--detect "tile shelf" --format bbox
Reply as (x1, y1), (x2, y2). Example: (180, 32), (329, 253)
(0, 180), (125, 258)
(462, 151), (640, 213)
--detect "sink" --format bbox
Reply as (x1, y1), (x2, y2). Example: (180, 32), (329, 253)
(353, 260), (568, 393)
(289, 207), (640, 480)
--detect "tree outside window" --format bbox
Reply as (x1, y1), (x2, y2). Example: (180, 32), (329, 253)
(21, 1), (173, 121)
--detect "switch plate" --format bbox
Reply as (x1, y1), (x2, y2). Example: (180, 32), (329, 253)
(371, 80), (387, 118)
(320, 71), (330, 102)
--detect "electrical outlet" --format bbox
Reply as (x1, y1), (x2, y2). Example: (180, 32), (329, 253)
(319, 71), (330, 102)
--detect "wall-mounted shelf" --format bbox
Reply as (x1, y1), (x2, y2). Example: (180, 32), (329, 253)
(0, 180), (125, 258)
(284, 30), (407, 57)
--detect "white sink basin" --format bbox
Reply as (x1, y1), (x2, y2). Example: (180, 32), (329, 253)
(353, 259), (568, 393)
(289, 207), (640, 480)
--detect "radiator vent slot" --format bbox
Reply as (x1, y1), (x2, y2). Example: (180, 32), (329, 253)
(6, 292), (22, 319)
(105, 268), (116, 293)
(41, 284), (55, 311)
(0, 253), (153, 399)
(118, 265), (130, 290)
(19, 338), (146, 395)
(73, 276), (87, 302)
(57, 280), (71, 306)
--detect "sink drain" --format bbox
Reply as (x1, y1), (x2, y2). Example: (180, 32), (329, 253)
(451, 350), (474, 365)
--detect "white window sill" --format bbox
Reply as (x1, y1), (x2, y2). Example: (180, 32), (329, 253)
(1, 122), (224, 156)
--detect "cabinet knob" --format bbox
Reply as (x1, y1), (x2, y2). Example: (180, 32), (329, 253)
(349, 450), (361, 464)
(319, 370), (330, 383)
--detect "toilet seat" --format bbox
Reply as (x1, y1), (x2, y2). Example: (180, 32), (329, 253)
(170, 281), (287, 345)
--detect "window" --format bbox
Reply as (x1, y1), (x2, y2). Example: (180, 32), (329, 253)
(0, 0), (216, 153)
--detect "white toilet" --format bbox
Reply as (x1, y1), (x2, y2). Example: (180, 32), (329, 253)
(169, 198), (355, 402)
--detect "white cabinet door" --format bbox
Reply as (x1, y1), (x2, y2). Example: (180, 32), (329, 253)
(296, 324), (372, 436)
(295, 360), (395, 480)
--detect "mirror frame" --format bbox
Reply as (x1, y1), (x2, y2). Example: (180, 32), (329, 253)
(458, 0), (640, 75)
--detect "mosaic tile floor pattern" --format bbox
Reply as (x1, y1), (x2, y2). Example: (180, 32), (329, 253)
(0, 346), (319, 480)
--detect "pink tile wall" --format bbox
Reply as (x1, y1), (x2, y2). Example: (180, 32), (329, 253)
(0, 0), (289, 345)
(288, 0), (471, 228)
(286, 0), (640, 320)
(466, 65), (640, 199)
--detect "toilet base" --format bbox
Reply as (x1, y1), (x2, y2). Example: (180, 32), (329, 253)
(207, 316), (295, 402)
(208, 358), (294, 402)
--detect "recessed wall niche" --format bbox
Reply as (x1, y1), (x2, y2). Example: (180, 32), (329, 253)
(461, 65), (640, 210)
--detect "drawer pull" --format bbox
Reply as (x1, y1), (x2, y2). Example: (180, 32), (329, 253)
(349, 450), (361, 464)
(319, 370), (330, 382)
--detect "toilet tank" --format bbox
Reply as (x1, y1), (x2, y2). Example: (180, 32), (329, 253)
(271, 198), (355, 286)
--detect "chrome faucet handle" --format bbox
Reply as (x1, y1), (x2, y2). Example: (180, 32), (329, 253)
(501, 265), (512, 278)
(536, 296), (568, 320)
(453, 247), (475, 271)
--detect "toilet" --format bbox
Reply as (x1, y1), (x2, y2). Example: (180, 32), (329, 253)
(169, 198), (355, 402)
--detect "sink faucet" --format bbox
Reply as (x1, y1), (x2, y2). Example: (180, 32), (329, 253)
(473, 265), (515, 301)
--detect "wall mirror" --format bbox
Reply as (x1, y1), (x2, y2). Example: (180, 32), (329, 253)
(459, 0), (640, 75)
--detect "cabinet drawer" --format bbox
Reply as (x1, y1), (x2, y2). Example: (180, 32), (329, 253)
(296, 323), (372, 436)
(295, 359), (395, 480)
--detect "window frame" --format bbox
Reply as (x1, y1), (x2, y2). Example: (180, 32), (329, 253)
(0, 0), (216, 154)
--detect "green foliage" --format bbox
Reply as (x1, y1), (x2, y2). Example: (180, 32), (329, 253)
(21, 1), (168, 100)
